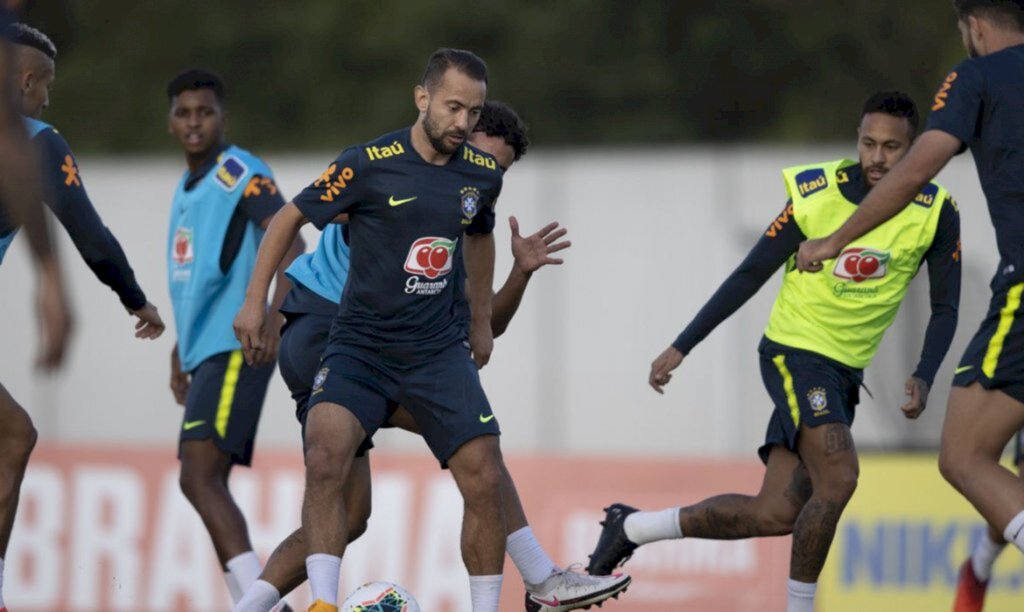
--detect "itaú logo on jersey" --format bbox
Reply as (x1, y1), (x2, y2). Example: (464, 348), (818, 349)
(833, 247), (891, 283)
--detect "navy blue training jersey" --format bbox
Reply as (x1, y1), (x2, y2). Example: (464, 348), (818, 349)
(293, 127), (503, 359)
(926, 44), (1024, 290)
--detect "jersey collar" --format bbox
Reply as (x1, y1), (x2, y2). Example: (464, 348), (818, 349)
(184, 143), (231, 191)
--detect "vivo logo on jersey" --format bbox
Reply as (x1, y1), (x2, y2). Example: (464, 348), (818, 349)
(833, 247), (890, 283)
(795, 169), (828, 197)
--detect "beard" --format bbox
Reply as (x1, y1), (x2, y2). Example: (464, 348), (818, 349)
(422, 111), (465, 155)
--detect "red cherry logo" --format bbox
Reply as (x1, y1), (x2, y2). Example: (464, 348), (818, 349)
(844, 255), (861, 276)
(429, 246), (449, 271)
(858, 256), (880, 277)
(415, 245), (432, 269)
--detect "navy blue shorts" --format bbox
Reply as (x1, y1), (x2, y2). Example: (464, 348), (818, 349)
(953, 283), (1024, 405)
(279, 311), (376, 456)
(757, 338), (862, 464)
(309, 341), (499, 467)
(179, 350), (274, 466)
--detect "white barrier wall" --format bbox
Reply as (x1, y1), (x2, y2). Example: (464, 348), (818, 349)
(0, 147), (998, 457)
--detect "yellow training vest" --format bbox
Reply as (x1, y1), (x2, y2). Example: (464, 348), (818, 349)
(764, 159), (948, 368)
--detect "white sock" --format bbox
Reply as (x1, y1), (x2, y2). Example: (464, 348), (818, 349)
(468, 575), (503, 612)
(306, 554), (342, 605)
(225, 572), (243, 604)
(227, 551), (263, 594)
(971, 532), (1005, 581)
(623, 508), (683, 545)
(0, 557), (5, 608)
(1003, 510), (1024, 554)
(507, 527), (558, 586)
(232, 579), (281, 612)
(786, 579), (816, 612)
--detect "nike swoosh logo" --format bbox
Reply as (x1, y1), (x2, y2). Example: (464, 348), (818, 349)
(531, 596), (560, 607)
(183, 420), (206, 431)
(955, 365), (974, 375)
(479, 413), (496, 424)
(388, 195), (418, 207)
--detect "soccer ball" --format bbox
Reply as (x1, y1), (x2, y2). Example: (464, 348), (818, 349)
(340, 581), (421, 612)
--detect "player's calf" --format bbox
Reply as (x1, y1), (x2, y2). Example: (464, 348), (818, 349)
(447, 435), (507, 611)
(0, 388), (37, 556)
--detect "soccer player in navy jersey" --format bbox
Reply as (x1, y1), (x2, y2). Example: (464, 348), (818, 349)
(233, 100), (629, 612)
(164, 69), (304, 606)
(795, 2), (1024, 610)
(235, 49), (522, 612)
(0, 15), (69, 374)
(0, 14), (71, 612)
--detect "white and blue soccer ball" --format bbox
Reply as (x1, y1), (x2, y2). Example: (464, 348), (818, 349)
(340, 581), (421, 612)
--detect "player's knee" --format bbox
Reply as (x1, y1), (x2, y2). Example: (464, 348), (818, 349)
(819, 468), (858, 503)
(460, 459), (503, 505)
(1, 413), (37, 466)
(938, 447), (968, 491)
(304, 442), (348, 487)
(178, 469), (209, 504)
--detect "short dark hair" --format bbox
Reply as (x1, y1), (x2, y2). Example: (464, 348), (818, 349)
(954, 0), (1024, 31)
(5, 23), (56, 60)
(421, 48), (488, 91)
(473, 100), (530, 162)
(862, 90), (920, 136)
(166, 69), (225, 103)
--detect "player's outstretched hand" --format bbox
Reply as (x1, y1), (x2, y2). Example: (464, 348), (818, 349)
(901, 376), (929, 420)
(469, 318), (493, 369)
(510, 216), (571, 274)
(170, 344), (189, 406)
(36, 258), (73, 371)
(233, 300), (267, 366)
(796, 236), (841, 273)
(649, 346), (684, 394)
(131, 302), (166, 340)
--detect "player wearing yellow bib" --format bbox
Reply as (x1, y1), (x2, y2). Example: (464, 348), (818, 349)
(587, 92), (962, 612)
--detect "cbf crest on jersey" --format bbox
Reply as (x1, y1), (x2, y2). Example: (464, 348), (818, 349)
(215, 155), (248, 191)
(460, 186), (481, 222)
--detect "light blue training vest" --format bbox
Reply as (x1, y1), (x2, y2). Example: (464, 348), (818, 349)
(285, 224), (351, 303)
(167, 145), (270, 372)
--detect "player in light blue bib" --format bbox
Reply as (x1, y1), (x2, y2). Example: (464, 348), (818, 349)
(164, 69), (304, 606)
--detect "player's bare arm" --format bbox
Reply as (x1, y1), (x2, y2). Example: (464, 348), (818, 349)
(652, 201), (804, 394)
(797, 130), (961, 271)
(251, 215), (306, 367)
(464, 230), (496, 368)
(234, 202), (308, 365)
(491, 216), (570, 337)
